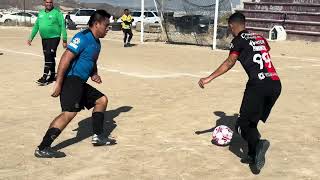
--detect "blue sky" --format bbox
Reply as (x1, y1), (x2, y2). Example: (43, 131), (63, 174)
(80, 0), (240, 9)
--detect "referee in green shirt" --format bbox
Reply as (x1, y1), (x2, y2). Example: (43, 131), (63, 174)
(27, 0), (67, 86)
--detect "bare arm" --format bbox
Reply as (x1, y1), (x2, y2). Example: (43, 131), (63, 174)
(51, 50), (76, 97)
(56, 50), (75, 84)
(198, 53), (239, 88)
(91, 63), (102, 84)
(92, 63), (98, 76)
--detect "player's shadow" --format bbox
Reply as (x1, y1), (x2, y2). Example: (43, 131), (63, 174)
(195, 111), (248, 159)
(127, 43), (137, 47)
(53, 106), (133, 150)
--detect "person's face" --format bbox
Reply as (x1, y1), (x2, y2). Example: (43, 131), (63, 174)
(228, 22), (237, 37)
(124, 10), (129, 15)
(95, 18), (110, 38)
(44, 0), (53, 10)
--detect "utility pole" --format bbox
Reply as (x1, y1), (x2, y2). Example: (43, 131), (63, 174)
(24, 0), (26, 26)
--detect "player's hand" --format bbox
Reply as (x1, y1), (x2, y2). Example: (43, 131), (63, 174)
(27, 40), (32, 46)
(91, 74), (102, 84)
(198, 77), (211, 89)
(51, 83), (62, 97)
(62, 42), (67, 49)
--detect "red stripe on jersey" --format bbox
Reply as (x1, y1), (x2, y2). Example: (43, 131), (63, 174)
(230, 51), (240, 56)
(255, 35), (280, 80)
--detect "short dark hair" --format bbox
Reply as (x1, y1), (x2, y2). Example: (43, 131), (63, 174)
(124, 9), (129, 12)
(88, 10), (111, 27)
(228, 12), (245, 25)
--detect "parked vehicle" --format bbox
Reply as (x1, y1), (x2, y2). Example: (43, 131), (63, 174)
(117, 10), (160, 27)
(0, 12), (37, 25)
(174, 15), (213, 33)
(66, 8), (114, 25)
(66, 8), (96, 25)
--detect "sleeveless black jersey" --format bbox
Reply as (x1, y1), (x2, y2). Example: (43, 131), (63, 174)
(229, 30), (280, 83)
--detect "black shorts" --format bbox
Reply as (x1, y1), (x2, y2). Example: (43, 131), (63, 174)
(42, 37), (60, 57)
(123, 29), (133, 34)
(238, 80), (282, 123)
(60, 76), (105, 112)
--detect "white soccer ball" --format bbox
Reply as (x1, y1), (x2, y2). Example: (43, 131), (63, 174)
(212, 125), (233, 146)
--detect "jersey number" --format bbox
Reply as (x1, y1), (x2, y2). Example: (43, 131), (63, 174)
(253, 52), (272, 70)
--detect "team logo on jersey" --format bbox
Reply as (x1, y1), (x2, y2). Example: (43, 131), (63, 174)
(229, 43), (234, 49)
(73, 38), (81, 44)
(249, 40), (267, 51)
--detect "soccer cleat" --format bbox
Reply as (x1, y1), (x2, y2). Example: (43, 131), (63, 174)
(34, 147), (66, 158)
(47, 74), (56, 82)
(124, 44), (128, 47)
(253, 139), (270, 171)
(240, 155), (254, 164)
(126, 42), (131, 47)
(91, 134), (116, 146)
(36, 76), (55, 86)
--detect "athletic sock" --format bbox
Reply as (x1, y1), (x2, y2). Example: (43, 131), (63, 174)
(38, 128), (61, 150)
(92, 112), (104, 135)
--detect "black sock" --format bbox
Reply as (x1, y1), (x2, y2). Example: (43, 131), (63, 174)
(38, 128), (61, 150)
(92, 112), (104, 135)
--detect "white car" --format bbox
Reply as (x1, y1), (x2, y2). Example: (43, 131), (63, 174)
(117, 11), (160, 27)
(0, 12), (37, 24)
(66, 8), (114, 25)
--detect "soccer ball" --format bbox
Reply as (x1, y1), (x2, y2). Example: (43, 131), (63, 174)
(212, 125), (233, 146)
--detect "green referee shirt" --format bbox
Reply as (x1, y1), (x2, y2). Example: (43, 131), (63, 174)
(29, 7), (67, 41)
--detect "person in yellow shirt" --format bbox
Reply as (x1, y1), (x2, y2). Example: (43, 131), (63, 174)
(121, 9), (134, 47)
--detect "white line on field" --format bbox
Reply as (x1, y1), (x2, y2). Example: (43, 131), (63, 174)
(0, 48), (43, 57)
(287, 66), (303, 69)
(273, 55), (320, 62)
(99, 66), (203, 79)
(0, 48), (207, 79)
(0, 48), (317, 79)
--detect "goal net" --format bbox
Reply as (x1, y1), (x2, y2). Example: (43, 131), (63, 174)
(156, 0), (233, 48)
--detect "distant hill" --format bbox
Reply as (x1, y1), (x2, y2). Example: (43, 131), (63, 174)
(0, 0), (124, 17)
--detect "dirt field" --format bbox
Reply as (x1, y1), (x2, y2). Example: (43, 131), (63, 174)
(0, 26), (319, 180)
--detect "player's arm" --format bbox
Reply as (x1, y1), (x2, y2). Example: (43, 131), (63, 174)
(55, 50), (75, 85)
(91, 61), (102, 84)
(58, 11), (68, 47)
(92, 63), (98, 75)
(51, 50), (75, 97)
(198, 53), (238, 88)
(27, 17), (39, 45)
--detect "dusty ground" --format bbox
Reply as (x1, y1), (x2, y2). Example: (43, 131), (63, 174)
(0, 26), (319, 180)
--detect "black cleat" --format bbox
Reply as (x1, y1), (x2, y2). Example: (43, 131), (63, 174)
(241, 155), (254, 164)
(253, 139), (270, 171)
(36, 76), (54, 86)
(34, 147), (66, 158)
(91, 134), (116, 146)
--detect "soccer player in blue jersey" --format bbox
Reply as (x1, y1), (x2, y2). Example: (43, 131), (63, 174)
(34, 10), (115, 158)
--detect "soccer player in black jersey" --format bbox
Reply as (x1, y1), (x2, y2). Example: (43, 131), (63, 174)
(198, 12), (281, 173)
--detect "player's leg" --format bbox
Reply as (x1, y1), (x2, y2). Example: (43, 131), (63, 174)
(127, 29), (133, 46)
(37, 38), (60, 85)
(83, 84), (116, 146)
(261, 81), (281, 123)
(236, 87), (263, 162)
(123, 29), (128, 47)
(34, 76), (84, 158)
(46, 37), (60, 82)
(35, 111), (77, 158)
(253, 82), (281, 171)
(37, 39), (49, 84)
